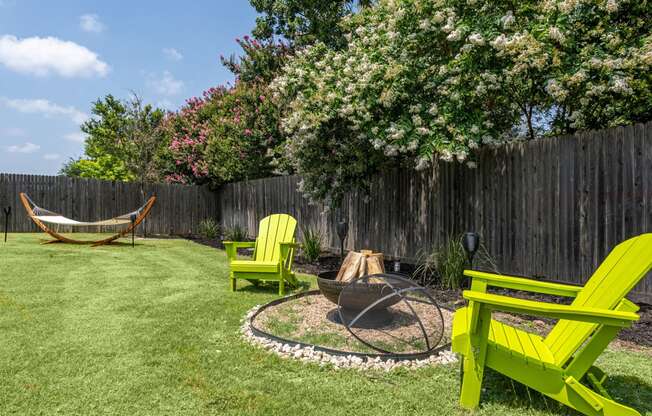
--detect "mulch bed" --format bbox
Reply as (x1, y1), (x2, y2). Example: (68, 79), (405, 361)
(188, 237), (651, 353)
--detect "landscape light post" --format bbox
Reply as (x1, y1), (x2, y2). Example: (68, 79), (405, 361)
(3, 206), (10, 243)
(461, 232), (480, 270)
(130, 213), (137, 248)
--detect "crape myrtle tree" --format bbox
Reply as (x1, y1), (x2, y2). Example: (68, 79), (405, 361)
(271, 0), (652, 205)
(162, 1), (381, 188)
(163, 81), (288, 187)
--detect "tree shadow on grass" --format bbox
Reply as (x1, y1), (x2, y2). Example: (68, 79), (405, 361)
(237, 280), (311, 295)
(476, 369), (652, 415)
(604, 375), (652, 414)
(38, 239), (143, 248)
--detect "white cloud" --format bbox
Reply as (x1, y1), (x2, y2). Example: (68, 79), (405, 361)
(163, 48), (183, 61)
(64, 132), (87, 143)
(2, 98), (89, 125)
(43, 153), (60, 160)
(7, 142), (40, 153)
(79, 14), (105, 33)
(147, 71), (184, 96)
(0, 35), (109, 77)
(1, 127), (26, 137)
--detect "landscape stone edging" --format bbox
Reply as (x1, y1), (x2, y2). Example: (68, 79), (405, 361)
(240, 304), (458, 371)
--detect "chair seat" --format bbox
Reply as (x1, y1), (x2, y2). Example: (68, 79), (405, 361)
(230, 260), (279, 273)
(452, 306), (556, 365)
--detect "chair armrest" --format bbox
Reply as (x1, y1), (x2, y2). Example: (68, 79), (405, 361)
(279, 242), (301, 261)
(463, 291), (639, 327)
(223, 241), (256, 261)
(465, 270), (582, 297)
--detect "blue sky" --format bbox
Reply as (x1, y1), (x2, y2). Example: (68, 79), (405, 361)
(0, 0), (259, 175)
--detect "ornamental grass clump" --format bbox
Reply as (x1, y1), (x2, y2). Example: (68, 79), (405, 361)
(224, 225), (248, 242)
(415, 234), (498, 289)
(415, 235), (467, 290)
(300, 225), (323, 263)
(198, 218), (221, 239)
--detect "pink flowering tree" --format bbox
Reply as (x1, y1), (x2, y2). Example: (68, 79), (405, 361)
(163, 81), (286, 186)
(163, 87), (227, 185)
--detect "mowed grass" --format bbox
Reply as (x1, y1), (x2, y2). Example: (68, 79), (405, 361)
(1, 234), (651, 416)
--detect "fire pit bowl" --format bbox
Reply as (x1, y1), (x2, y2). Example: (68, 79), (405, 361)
(317, 271), (407, 312)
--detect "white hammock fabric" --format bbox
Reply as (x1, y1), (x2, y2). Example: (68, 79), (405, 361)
(24, 194), (144, 228)
(33, 215), (133, 227)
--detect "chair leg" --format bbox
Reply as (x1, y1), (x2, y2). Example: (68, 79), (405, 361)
(459, 307), (491, 409)
(230, 274), (236, 292)
(279, 277), (285, 296)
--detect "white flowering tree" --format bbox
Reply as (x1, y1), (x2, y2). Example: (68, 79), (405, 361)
(272, 0), (652, 204)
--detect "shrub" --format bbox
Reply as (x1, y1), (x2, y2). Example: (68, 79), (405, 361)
(300, 225), (323, 263)
(224, 225), (248, 242)
(198, 218), (221, 239)
(272, 0), (652, 205)
(415, 234), (499, 289)
(415, 235), (467, 290)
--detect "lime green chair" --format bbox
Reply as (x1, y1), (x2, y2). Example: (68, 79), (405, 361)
(453, 234), (652, 416)
(224, 214), (299, 295)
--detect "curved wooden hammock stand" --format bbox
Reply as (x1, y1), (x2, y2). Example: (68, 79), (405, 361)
(19, 192), (157, 247)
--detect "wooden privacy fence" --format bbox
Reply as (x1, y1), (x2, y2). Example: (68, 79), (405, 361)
(219, 122), (652, 302)
(0, 174), (219, 236)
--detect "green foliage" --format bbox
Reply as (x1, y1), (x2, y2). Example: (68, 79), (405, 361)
(415, 235), (497, 289)
(62, 94), (168, 183)
(300, 225), (322, 262)
(221, 36), (291, 84)
(250, 0), (374, 48)
(415, 235), (467, 290)
(59, 155), (135, 181)
(273, 0), (652, 204)
(198, 218), (221, 239)
(223, 225), (248, 242)
(164, 81), (290, 187)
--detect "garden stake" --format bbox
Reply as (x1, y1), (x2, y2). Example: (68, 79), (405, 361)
(3, 206), (10, 243)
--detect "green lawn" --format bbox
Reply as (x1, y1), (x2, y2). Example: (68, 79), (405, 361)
(1, 234), (651, 416)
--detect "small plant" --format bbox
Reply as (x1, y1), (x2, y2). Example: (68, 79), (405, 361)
(224, 225), (247, 242)
(415, 235), (467, 290)
(301, 225), (322, 263)
(198, 218), (220, 239)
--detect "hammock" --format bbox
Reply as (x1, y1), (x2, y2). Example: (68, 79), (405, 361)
(19, 192), (156, 246)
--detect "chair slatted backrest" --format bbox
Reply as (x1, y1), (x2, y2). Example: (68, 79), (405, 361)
(253, 214), (297, 263)
(544, 234), (652, 365)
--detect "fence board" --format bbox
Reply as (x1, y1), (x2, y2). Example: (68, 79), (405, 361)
(218, 123), (652, 302)
(0, 175), (218, 237)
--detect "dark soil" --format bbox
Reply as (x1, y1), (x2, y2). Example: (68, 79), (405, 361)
(187, 237), (651, 353)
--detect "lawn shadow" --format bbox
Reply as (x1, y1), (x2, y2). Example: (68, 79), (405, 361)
(37, 239), (143, 248)
(476, 369), (652, 415)
(605, 375), (652, 414)
(238, 280), (311, 295)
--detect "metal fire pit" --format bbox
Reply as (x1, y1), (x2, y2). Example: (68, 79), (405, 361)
(317, 270), (409, 328)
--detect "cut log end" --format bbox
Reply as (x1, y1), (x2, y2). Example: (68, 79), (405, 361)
(335, 250), (385, 283)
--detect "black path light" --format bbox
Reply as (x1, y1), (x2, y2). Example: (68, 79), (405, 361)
(3, 206), (10, 243)
(130, 213), (137, 248)
(461, 232), (480, 269)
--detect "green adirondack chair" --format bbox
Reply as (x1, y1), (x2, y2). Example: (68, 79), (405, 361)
(224, 214), (299, 295)
(452, 233), (652, 416)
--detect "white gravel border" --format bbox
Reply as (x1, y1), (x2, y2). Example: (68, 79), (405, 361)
(241, 304), (458, 371)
